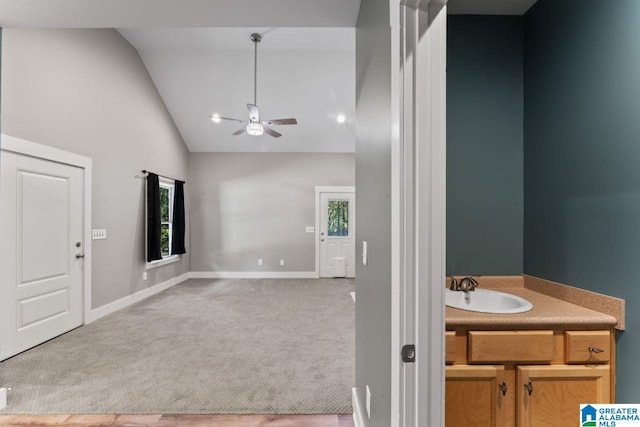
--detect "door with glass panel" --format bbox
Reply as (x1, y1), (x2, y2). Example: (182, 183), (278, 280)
(319, 192), (355, 278)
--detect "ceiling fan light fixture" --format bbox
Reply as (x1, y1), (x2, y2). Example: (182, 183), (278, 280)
(210, 33), (297, 139)
(246, 122), (264, 136)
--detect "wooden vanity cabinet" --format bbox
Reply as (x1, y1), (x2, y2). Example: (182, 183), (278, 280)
(445, 365), (510, 427)
(517, 364), (610, 427)
(445, 329), (614, 427)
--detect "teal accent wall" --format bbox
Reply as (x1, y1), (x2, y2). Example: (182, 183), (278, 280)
(524, 0), (640, 402)
(447, 16), (524, 275)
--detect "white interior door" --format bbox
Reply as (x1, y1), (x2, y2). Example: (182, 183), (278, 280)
(319, 191), (355, 278)
(0, 151), (84, 360)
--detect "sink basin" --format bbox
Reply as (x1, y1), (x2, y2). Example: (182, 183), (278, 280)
(445, 288), (533, 314)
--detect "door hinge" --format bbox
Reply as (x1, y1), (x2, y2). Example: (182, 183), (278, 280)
(401, 344), (416, 363)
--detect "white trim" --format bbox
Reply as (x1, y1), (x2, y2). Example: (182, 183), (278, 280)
(189, 271), (318, 279)
(390, 1), (402, 423)
(0, 387), (6, 410)
(0, 134), (93, 330)
(146, 254), (180, 270)
(393, 2), (448, 427)
(314, 185), (356, 279)
(86, 272), (190, 323)
(352, 387), (366, 427)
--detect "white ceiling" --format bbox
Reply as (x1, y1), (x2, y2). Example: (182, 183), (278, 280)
(448, 0), (538, 15)
(119, 28), (356, 153)
(0, 0), (361, 28)
(0, 0), (536, 153)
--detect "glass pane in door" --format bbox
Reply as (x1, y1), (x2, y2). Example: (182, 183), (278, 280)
(327, 200), (350, 237)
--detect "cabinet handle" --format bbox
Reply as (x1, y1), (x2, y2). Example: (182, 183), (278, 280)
(589, 346), (604, 354)
(498, 381), (507, 396)
(524, 380), (533, 396)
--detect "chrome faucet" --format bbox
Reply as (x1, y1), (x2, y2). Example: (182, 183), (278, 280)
(448, 276), (479, 292)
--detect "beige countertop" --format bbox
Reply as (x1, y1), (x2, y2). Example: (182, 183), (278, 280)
(446, 286), (618, 330)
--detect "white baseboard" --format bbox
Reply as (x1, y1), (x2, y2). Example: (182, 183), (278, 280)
(86, 272), (190, 323)
(190, 271), (319, 279)
(353, 387), (366, 427)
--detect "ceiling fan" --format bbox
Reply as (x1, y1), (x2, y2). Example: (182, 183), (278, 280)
(210, 33), (298, 138)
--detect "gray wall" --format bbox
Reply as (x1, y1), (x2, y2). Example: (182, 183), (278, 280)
(188, 152), (354, 272)
(524, 0), (640, 402)
(447, 16), (524, 275)
(355, 0), (392, 424)
(1, 29), (190, 309)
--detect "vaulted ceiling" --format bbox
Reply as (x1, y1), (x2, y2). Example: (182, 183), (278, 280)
(0, 0), (537, 152)
(118, 28), (355, 153)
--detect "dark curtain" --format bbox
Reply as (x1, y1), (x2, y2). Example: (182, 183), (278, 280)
(171, 180), (186, 255)
(146, 173), (163, 262)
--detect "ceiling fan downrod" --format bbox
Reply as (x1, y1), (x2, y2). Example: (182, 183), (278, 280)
(251, 33), (261, 107)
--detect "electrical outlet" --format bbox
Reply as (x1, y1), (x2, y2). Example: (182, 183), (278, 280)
(258, 258), (263, 266)
(280, 259), (285, 266)
(92, 229), (107, 240)
(142, 271), (148, 281)
(366, 385), (371, 418)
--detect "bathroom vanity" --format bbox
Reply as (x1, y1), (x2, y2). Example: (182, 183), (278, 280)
(445, 278), (622, 427)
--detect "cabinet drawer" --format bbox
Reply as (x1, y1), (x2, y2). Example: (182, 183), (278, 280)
(565, 331), (610, 363)
(469, 331), (554, 363)
(445, 331), (456, 364)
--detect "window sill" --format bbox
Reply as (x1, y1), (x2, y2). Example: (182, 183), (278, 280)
(146, 255), (180, 270)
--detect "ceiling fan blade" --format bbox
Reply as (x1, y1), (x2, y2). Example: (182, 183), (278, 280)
(218, 116), (246, 123)
(247, 104), (260, 122)
(263, 126), (282, 138)
(232, 125), (248, 136)
(262, 118), (298, 126)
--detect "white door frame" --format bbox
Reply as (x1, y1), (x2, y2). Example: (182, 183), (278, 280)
(314, 185), (356, 278)
(391, 1), (448, 427)
(0, 134), (93, 329)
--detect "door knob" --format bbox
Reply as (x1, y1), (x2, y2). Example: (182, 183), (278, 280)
(320, 239), (325, 242)
(75, 252), (85, 259)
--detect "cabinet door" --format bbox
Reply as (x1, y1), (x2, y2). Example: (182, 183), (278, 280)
(446, 365), (509, 427)
(517, 365), (610, 427)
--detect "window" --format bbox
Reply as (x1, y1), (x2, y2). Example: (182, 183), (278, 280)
(159, 179), (174, 258)
(146, 174), (180, 268)
(327, 200), (350, 237)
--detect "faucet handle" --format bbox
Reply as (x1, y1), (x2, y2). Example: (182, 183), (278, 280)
(448, 276), (459, 291)
(459, 276), (479, 291)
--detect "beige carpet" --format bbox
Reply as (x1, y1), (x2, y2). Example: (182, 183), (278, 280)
(0, 278), (355, 414)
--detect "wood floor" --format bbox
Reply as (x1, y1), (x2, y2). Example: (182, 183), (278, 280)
(0, 414), (355, 427)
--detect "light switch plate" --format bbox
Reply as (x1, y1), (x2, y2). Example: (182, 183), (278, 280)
(362, 241), (368, 266)
(92, 229), (107, 240)
(305, 226), (315, 233)
(366, 385), (371, 418)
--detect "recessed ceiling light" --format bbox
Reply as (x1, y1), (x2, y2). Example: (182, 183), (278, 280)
(336, 114), (346, 124)
(210, 114), (221, 123)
